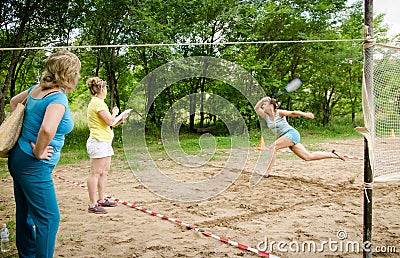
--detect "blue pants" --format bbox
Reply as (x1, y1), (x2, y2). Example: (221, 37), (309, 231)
(8, 144), (60, 258)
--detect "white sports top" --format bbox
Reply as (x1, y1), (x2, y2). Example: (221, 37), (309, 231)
(265, 110), (294, 137)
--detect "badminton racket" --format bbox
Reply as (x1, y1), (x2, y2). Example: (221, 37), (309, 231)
(274, 78), (302, 97)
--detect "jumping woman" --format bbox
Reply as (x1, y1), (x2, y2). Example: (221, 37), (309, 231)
(254, 96), (345, 177)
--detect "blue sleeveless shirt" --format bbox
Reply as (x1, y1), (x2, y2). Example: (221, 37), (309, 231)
(17, 85), (74, 165)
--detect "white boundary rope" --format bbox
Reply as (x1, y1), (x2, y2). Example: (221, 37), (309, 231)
(0, 39), (364, 51)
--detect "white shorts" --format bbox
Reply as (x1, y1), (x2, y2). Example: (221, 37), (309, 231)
(86, 137), (114, 159)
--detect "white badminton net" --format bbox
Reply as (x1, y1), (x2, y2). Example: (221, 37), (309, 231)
(360, 43), (400, 182)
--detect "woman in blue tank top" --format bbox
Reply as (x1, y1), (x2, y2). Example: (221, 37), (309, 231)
(8, 50), (81, 258)
(255, 96), (345, 177)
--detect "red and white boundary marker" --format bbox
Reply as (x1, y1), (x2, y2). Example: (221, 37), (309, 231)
(53, 171), (279, 258)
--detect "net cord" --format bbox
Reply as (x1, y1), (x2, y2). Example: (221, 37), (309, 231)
(0, 39), (364, 51)
(364, 182), (373, 203)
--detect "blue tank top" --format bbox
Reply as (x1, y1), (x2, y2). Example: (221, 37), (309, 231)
(17, 85), (74, 165)
(265, 110), (294, 137)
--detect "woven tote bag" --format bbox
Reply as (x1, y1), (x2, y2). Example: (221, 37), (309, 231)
(0, 97), (28, 158)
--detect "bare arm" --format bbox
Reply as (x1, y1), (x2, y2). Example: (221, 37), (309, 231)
(111, 113), (129, 127)
(279, 109), (314, 119)
(30, 103), (65, 160)
(98, 107), (119, 126)
(254, 97), (271, 120)
(10, 90), (29, 112)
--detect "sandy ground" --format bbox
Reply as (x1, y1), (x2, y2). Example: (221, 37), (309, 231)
(1, 138), (399, 258)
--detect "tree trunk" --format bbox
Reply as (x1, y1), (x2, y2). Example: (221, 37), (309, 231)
(0, 0), (41, 122)
(0, 51), (20, 122)
(199, 78), (206, 128)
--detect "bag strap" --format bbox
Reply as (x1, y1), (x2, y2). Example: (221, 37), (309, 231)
(21, 87), (60, 106)
(42, 90), (60, 98)
(21, 84), (39, 105)
(21, 94), (29, 105)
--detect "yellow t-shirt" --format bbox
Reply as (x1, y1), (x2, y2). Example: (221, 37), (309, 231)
(87, 97), (114, 142)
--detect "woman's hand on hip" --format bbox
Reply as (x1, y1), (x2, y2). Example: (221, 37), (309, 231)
(30, 142), (54, 160)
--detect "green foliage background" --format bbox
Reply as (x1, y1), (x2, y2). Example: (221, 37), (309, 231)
(0, 0), (398, 144)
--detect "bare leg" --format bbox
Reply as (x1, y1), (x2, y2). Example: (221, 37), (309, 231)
(97, 156), (111, 201)
(265, 136), (294, 174)
(87, 156), (111, 205)
(291, 143), (339, 161)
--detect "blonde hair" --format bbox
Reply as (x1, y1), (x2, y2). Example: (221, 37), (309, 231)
(40, 50), (81, 93)
(87, 77), (106, 96)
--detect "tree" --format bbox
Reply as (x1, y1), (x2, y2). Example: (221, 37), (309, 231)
(0, 0), (85, 122)
(0, 0), (371, 133)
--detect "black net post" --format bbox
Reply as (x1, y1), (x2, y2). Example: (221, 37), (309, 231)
(363, 138), (373, 258)
(363, 1), (373, 258)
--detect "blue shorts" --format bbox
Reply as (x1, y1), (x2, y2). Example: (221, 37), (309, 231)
(282, 129), (301, 145)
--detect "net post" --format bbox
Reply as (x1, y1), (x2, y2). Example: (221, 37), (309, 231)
(363, 1), (373, 257)
(363, 138), (373, 258)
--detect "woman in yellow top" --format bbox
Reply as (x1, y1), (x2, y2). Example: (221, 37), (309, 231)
(86, 77), (128, 214)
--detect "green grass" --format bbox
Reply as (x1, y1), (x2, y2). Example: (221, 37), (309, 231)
(0, 159), (8, 180)
(50, 113), (366, 165)
(61, 108), (364, 156)
(57, 233), (84, 245)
